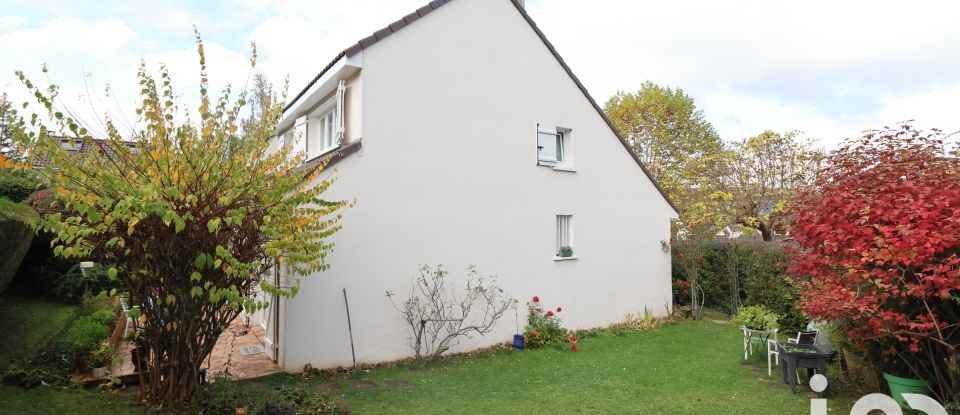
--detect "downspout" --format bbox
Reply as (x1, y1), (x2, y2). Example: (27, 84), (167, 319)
(274, 264), (281, 363)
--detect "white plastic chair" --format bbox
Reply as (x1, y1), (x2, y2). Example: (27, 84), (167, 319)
(767, 339), (779, 376)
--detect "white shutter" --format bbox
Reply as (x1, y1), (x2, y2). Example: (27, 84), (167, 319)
(537, 124), (558, 164)
(293, 116), (308, 158)
(336, 80), (346, 144)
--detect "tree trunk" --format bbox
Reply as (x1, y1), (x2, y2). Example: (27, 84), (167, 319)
(134, 295), (240, 405)
(758, 221), (773, 242)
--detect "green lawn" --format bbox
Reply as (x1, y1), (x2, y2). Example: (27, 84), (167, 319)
(251, 321), (860, 414)
(0, 294), (77, 367)
(0, 384), (144, 414)
(0, 311), (865, 414)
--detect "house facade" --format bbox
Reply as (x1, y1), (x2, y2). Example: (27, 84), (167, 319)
(255, 0), (678, 371)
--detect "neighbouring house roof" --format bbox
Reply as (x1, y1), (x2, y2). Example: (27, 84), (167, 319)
(284, 0), (680, 215)
(30, 137), (139, 169)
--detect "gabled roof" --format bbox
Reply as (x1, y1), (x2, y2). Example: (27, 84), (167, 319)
(284, 0), (680, 215)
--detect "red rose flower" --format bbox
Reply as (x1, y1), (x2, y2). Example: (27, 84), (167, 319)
(546, 311), (554, 317)
(556, 307), (561, 313)
(529, 331), (538, 338)
(571, 344), (580, 352)
(568, 335), (577, 342)
(532, 296), (540, 303)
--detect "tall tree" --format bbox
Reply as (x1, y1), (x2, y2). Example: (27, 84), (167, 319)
(716, 130), (821, 241)
(7, 32), (348, 404)
(603, 81), (725, 221)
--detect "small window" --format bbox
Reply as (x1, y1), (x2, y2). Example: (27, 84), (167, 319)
(308, 108), (337, 159)
(537, 124), (573, 169)
(556, 215), (574, 258)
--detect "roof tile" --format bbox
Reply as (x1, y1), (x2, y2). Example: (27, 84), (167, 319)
(373, 27), (393, 41)
(402, 11), (421, 24)
(357, 35), (378, 49)
(388, 19), (407, 32)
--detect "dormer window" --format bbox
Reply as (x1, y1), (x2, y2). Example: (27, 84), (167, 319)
(305, 80), (347, 161)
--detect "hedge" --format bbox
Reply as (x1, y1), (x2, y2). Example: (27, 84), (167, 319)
(0, 169), (45, 203)
(673, 240), (806, 333)
(0, 197), (38, 294)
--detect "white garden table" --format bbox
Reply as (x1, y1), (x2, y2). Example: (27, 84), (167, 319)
(741, 326), (778, 364)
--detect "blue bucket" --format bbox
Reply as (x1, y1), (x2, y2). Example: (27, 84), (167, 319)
(513, 334), (525, 351)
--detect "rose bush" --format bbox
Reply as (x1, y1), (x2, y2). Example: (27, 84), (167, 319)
(524, 296), (571, 349)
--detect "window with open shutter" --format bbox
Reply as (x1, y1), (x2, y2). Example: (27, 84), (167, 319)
(537, 124), (574, 170)
(537, 124), (558, 165)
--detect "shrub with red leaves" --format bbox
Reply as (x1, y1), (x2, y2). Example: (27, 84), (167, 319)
(788, 124), (960, 402)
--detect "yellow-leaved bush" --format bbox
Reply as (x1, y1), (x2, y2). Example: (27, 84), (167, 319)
(8, 30), (349, 404)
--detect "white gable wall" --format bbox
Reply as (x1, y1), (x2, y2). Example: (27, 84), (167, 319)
(280, 0), (676, 370)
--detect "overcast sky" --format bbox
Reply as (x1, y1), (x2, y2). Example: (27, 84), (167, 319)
(2, 0), (958, 148)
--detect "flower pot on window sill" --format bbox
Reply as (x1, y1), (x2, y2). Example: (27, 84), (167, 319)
(92, 366), (107, 378)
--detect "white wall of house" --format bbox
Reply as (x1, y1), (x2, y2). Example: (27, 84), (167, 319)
(279, 0), (676, 370)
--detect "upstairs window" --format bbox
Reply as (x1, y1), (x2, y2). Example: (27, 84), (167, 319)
(556, 214), (574, 259)
(308, 108), (337, 160)
(306, 80), (347, 160)
(537, 124), (573, 169)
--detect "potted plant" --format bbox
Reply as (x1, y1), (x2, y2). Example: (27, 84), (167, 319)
(88, 341), (116, 377)
(558, 246), (573, 258)
(126, 331), (151, 373)
(731, 305), (780, 331)
(879, 355), (932, 409)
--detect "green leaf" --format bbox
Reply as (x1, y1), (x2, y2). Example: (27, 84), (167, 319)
(207, 217), (221, 233)
(106, 237), (122, 248)
(194, 254), (206, 269)
(107, 267), (118, 279)
(190, 271), (202, 282)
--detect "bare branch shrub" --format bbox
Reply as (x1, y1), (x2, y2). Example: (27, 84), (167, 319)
(386, 265), (515, 365)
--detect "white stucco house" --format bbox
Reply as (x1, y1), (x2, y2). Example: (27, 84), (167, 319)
(253, 0), (678, 371)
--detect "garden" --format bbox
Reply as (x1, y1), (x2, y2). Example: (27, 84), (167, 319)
(1, 24), (959, 414)
(0, 296), (867, 414)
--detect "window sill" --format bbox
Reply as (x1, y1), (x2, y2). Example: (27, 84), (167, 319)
(537, 162), (576, 172)
(304, 144), (341, 164)
(553, 256), (578, 261)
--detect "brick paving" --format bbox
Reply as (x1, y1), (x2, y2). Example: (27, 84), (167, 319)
(74, 315), (280, 382)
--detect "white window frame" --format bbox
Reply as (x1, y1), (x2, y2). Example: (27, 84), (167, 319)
(555, 214), (576, 260)
(307, 105), (338, 160)
(536, 123), (574, 171)
(305, 80), (346, 161)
